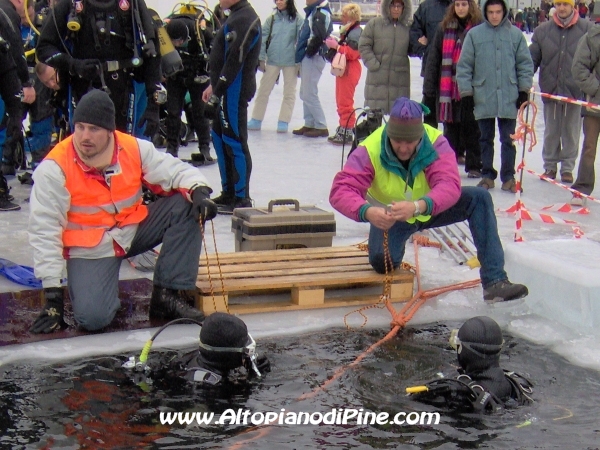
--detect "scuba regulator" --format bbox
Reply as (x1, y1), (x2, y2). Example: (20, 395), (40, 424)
(121, 315), (269, 388)
(66, 0), (86, 31)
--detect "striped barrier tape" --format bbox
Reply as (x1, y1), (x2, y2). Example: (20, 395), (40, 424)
(540, 204), (590, 214)
(531, 90), (600, 111)
(526, 168), (600, 205)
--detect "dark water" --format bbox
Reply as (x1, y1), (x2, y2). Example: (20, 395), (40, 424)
(1, 323), (600, 449)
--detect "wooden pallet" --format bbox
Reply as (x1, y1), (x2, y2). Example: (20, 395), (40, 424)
(196, 246), (414, 315)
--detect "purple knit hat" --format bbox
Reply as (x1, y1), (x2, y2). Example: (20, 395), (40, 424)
(386, 97), (425, 142)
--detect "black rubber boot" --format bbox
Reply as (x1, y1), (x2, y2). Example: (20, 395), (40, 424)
(199, 144), (215, 164)
(149, 285), (205, 322)
(0, 175), (20, 211)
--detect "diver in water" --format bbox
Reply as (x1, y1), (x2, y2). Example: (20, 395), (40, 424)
(173, 312), (270, 385)
(127, 312), (270, 388)
(407, 316), (533, 412)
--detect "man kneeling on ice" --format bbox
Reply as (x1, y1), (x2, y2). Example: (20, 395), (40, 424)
(329, 97), (528, 304)
(407, 316), (533, 412)
(28, 90), (218, 333)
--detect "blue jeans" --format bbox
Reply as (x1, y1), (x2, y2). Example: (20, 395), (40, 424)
(478, 118), (517, 183)
(300, 55), (327, 130)
(368, 187), (507, 288)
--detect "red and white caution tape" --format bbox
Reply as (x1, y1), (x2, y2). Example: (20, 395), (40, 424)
(500, 204), (580, 224)
(531, 90), (600, 110)
(540, 204), (590, 214)
(526, 169), (600, 205)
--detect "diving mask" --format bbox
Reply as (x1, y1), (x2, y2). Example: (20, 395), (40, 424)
(198, 333), (262, 377)
(449, 329), (504, 357)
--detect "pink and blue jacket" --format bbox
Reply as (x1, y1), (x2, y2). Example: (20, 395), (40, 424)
(330, 124), (461, 222)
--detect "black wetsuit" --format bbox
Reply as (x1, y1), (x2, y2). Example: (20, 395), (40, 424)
(413, 369), (533, 412)
(208, 0), (260, 202)
(0, 0), (32, 167)
(0, 42), (22, 146)
(36, 0), (161, 133)
(165, 15), (213, 158)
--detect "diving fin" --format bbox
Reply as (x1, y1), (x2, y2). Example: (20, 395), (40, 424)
(0, 258), (43, 289)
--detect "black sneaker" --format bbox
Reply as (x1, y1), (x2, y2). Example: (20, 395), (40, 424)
(187, 146), (217, 167)
(0, 195), (20, 211)
(149, 286), (205, 322)
(199, 145), (216, 164)
(217, 197), (252, 215)
(212, 191), (235, 206)
(483, 280), (528, 304)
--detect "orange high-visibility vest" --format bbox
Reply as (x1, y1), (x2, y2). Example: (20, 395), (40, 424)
(46, 131), (148, 248)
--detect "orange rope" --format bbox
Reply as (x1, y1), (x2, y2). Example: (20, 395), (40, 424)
(510, 100), (537, 152)
(412, 234), (442, 249)
(226, 237), (480, 449)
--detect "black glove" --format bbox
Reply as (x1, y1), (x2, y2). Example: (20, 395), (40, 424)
(461, 95), (475, 113)
(460, 95), (475, 122)
(137, 100), (160, 138)
(516, 91), (529, 109)
(69, 58), (101, 80)
(421, 94), (437, 127)
(29, 287), (68, 334)
(203, 95), (220, 120)
(192, 186), (217, 222)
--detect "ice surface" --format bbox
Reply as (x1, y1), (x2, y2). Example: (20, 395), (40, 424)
(1, 5), (600, 373)
(505, 239), (600, 329)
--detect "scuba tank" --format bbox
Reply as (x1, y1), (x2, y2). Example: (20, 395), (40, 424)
(148, 8), (183, 78)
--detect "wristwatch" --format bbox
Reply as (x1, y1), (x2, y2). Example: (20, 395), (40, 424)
(413, 201), (422, 217)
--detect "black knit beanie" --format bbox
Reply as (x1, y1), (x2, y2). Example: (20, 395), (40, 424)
(72, 90), (116, 131)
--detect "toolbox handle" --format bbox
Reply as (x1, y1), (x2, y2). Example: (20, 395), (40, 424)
(268, 199), (300, 212)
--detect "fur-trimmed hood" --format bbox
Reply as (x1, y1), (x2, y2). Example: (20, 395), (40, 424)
(380, 0), (413, 26)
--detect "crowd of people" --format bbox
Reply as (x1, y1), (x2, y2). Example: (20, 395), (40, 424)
(251, 0), (598, 203)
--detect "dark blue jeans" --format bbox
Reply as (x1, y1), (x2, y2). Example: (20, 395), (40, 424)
(478, 118), (517, 183)
(368, 186), (507, 288)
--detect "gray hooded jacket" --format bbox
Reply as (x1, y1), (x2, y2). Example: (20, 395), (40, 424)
(358, 0), (413, 114)
(456, 0), (533, 120)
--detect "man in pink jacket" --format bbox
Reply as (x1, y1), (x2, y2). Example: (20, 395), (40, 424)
(329, 97), (527, 304)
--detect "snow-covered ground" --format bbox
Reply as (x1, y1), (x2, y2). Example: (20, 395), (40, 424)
(2, 3), (600, 374)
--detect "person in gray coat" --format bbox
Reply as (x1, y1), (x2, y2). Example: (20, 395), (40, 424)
(457, 0), (534, 193)
(570, 24), (600, 204)
(358, 0), (412, 115)
(529, 0), (592, 184)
